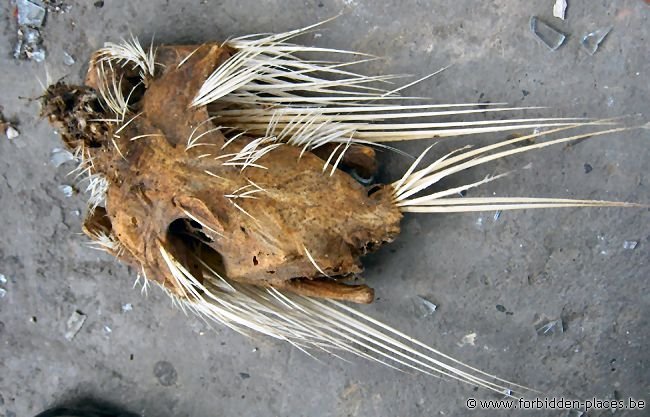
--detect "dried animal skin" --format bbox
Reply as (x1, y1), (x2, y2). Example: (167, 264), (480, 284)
(41, 22), (641, 395)
(45, 43), (399, 304)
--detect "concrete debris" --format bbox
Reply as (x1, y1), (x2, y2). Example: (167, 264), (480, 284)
(0, 277), (7, 298)
(475, 216), (484, 228)
(6, 126), (20, 139)
(553, 0), (567, 20)
(623, 240), (638, 250)
(459, 332), (477, 346)
(64, 310), (86, 341)
(1, 112), (20, 140)
(58, 184), (73, 198)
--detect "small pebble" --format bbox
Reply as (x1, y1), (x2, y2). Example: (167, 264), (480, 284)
(0, 274), (7, 285)
(475, 217), (484, 228)
(553, 0), (567, 20)
(496, 304), (506, 312)
(460, 333), (477, 346)
(63, 51), (75, 66)
(64, 310), (87, 341)
(58, 184), (74, 198)
(6, 126), (19, 139)
(584, 163), (593, 173)
(0, 288), (6, 298)
(623, 240), (638, 250)
(121, 303), (133, 312)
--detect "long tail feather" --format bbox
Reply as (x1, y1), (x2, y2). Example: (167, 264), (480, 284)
(393, 124), (644, 211)
(193, 20), (596, 151)
(157, 244), (535, 397)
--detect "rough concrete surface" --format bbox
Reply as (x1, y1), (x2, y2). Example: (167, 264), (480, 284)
(0, 1), (648, 416)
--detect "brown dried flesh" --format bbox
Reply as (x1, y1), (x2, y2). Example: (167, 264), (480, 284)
(42, 43), (403, 304)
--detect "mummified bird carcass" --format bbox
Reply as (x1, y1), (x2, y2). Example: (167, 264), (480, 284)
(41, 19), (643, 395)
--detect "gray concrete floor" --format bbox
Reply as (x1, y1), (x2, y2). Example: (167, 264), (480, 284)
(1, 1), (649, 416)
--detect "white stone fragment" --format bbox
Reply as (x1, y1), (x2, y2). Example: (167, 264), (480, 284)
(553, 0), (567, 20)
